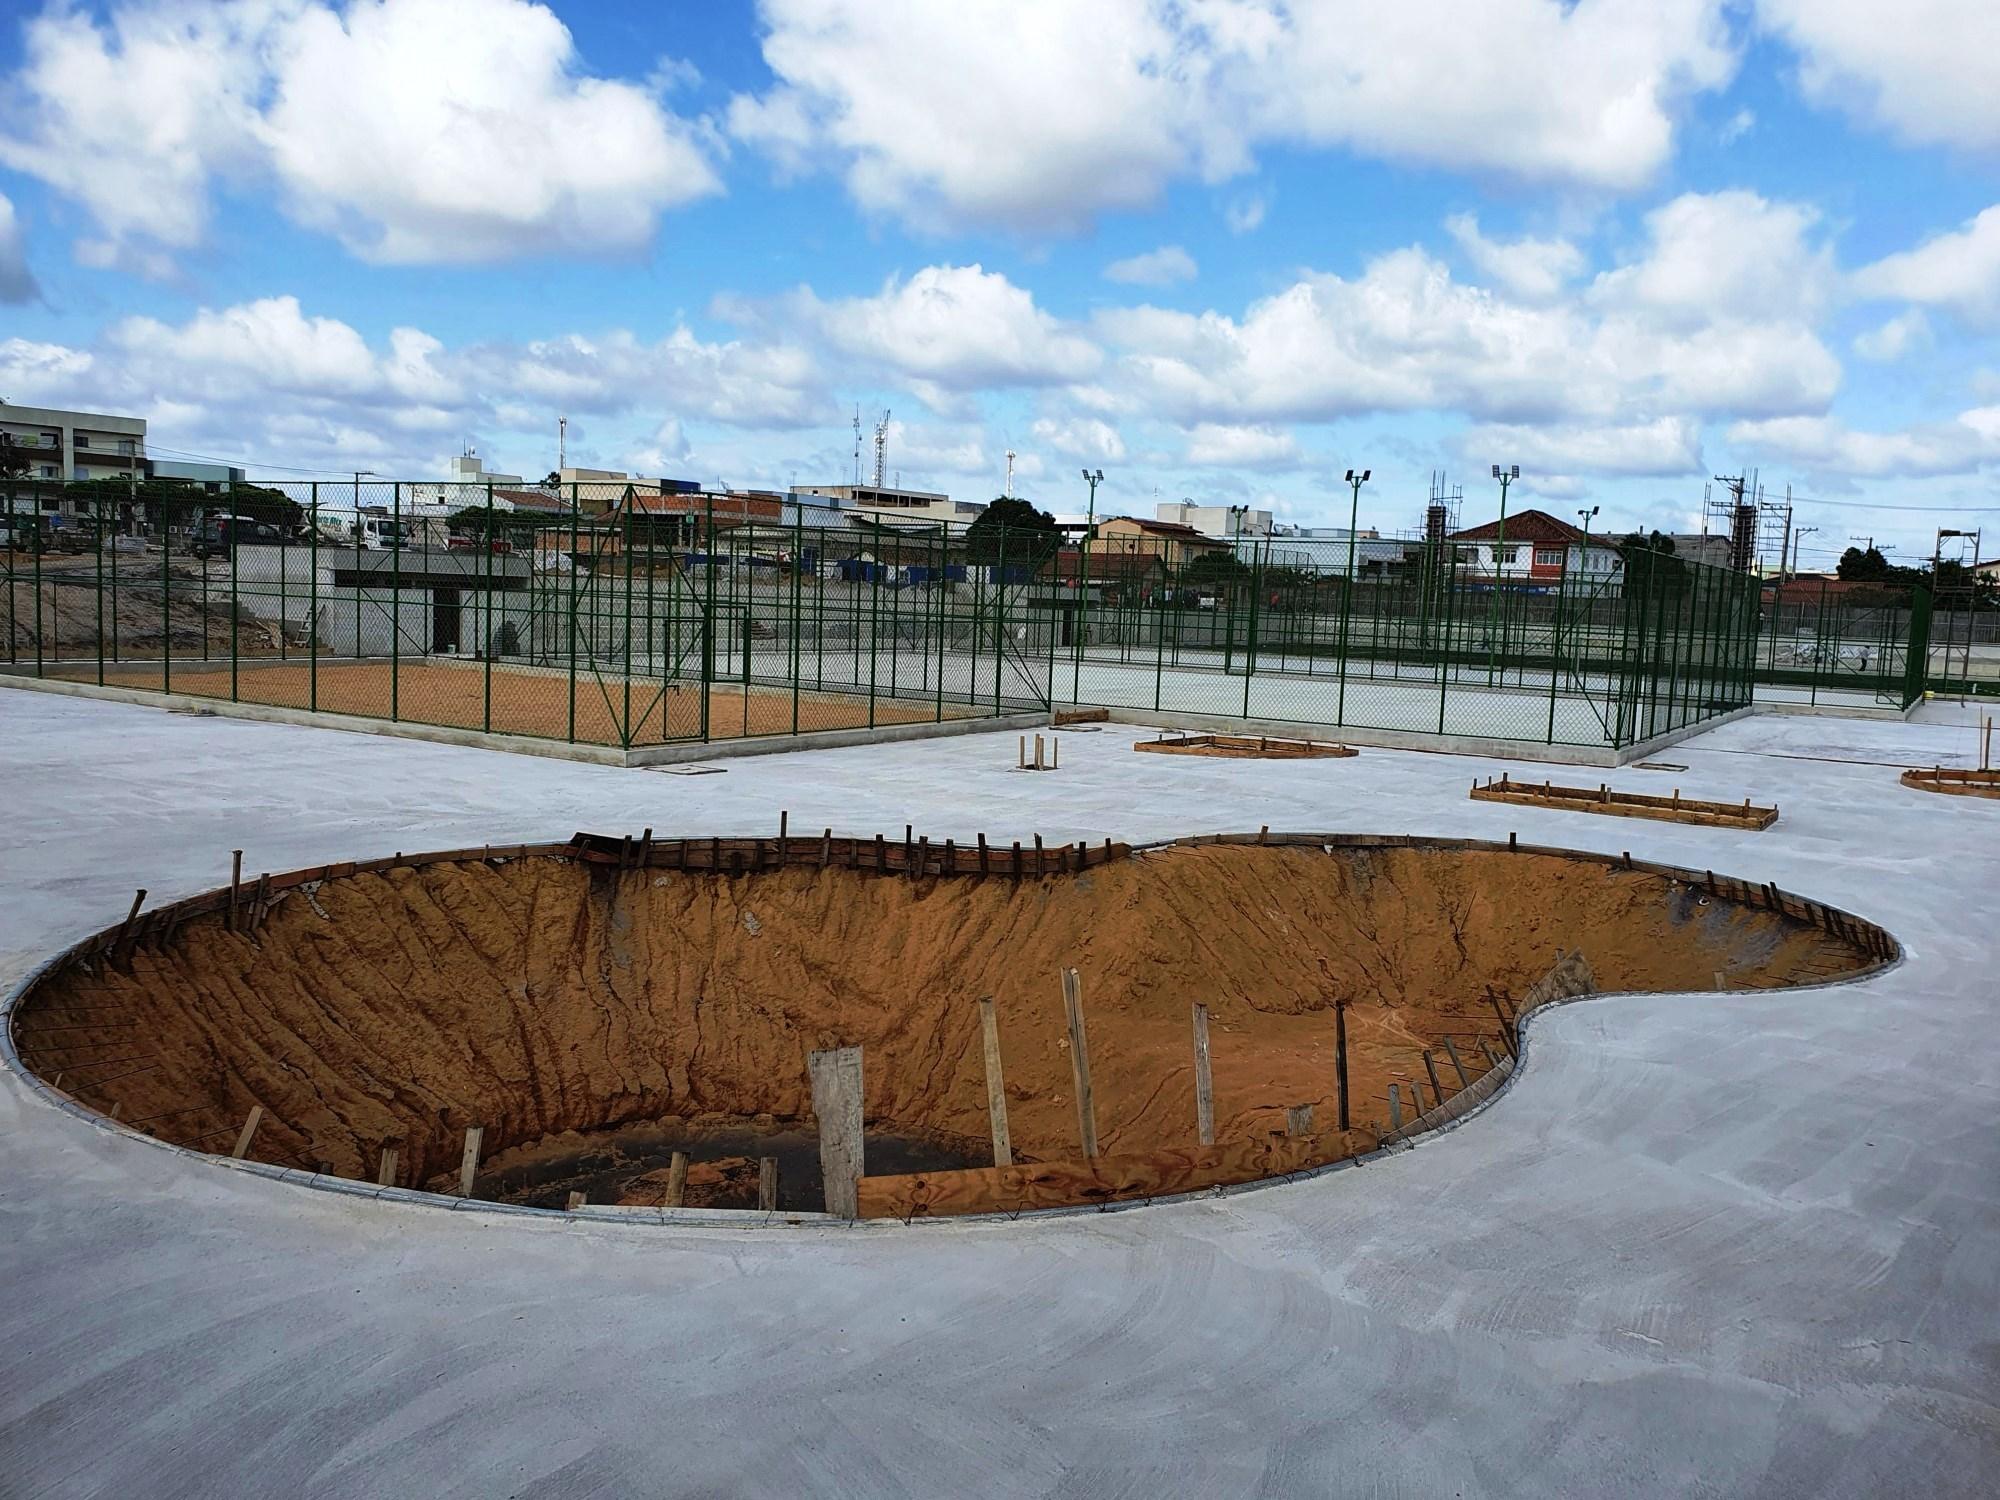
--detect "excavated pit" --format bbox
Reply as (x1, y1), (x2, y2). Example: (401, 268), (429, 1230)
(12, 838), (1889, 1215)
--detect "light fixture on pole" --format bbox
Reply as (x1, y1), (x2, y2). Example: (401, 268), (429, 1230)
(1081, 468), (1104, 533)
(1338, 469), (1370, 721)
(1576, 504), (1599, 571)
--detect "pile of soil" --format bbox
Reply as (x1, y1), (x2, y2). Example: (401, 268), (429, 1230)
(17, 843), (1875, 1205)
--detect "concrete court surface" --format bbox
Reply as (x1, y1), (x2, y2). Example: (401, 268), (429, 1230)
(0, 690), (1995, 1499)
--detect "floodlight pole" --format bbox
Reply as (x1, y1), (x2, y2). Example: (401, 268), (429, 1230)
(1075, 468), (1104, 699)
(1485, 464), (1517, 686)
(1337, 468), (1369, 723)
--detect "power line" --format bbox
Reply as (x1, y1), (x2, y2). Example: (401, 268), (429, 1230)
(1781, 492), (2000, 514)
(141, 442), (359, 477)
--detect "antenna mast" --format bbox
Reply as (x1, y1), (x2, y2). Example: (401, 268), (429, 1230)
(558, 415), (567, 473)
(1004, 449), (1015, 498)
(851, 405), (862, 487)
(873, 409), (891, 488)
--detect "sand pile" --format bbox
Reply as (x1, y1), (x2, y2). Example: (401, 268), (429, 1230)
(17, 843), (1874, 1199)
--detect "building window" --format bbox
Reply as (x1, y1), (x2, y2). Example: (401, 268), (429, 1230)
(74, 466), (90, 479)
(39, 465), (58, 479)
(118, 439), (135, 455)
(1535, 547), (1564, 567)
(74, 435), (90, 449)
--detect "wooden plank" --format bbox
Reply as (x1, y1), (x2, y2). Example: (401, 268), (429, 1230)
(376, 1146), (398, 1186)
(977, 997), (1012, 1167)
(1285, 1104), (1314, 1138)
(758, 1156), (779, 1211)
(664, 1151), (689, 1208)
(1191, 1002), (1215, 1146)
(230, 1105), (263, 1160)
(459, 1126), (484, 1198)
(857, 1132), (1345, 1220)
(1442, 1036), (1472, 1090)
(1470, 777), (1777, 829)
(808, 1045), (865, 1219)
(1061, 968), (1098, 1159)
(567, 1190), (586, 1211)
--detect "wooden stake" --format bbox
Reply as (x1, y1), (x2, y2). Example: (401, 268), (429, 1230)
(977, 997), (1012, 1167)
(458, 1126), (484, 1198)
(1018, 734), (1026, 768)
(758, 1156), (779, 1211)
(227, 850), (243, 933)
(1334, 998), (1350, 1132)
(807, 1045), (865, 1219)
(1479, 1039), (1503, 1071)
(821, 828), (833, 867)
(567, 1190), (586, 1211)
(1387, 1083), (1403, 1132)
(778, 811), (788, 861)
(1034, 733), (1045, 770)
(1061, 968), (1098, 1158)
(1714, 971), (1726, 991)
(376, 1145), (398, 1186)
(664, 1150), (689, 1208)
(1190, 1002), (1215, 1146)
(230, 1104), (263, 1159)
(1286, 1103), (1314, 1138)
(1487, 993), (1518, 1057)
(1423, 1050), (1445, 1108)
(1442, 1036), (1472, 1089)
(1052, 737), (1059, 769)
(113, 888), (147, 969)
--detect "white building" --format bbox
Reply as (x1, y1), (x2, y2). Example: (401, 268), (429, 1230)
(792, 483), (986, 528)
(1155, 501), (1273, 538)
(0, 402), (146, 483)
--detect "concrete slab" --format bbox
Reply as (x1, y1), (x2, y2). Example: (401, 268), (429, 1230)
(0, 691), (1994, 1498)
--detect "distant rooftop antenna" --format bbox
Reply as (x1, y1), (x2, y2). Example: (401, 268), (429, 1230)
(873, 409), (891, 488)
(558, 415), (567, 472)
(1004, 449), (1015, 498)
(852, 405), (862, 487)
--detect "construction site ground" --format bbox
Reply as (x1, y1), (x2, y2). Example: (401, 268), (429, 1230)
(0, 687), (1994, 1497)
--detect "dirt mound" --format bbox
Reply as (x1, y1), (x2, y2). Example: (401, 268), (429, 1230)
(15, 842), (1878, 1206)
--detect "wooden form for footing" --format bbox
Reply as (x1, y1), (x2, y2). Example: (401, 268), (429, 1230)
(1469, 772), (1777, 830)
(1134, 733), (1358, 760)
(1900, 766), (2000, 800)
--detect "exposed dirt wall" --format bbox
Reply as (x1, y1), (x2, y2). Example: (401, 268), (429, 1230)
(17, 845), (1872, 1190)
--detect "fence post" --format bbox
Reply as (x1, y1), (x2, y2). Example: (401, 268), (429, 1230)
(389, 481), (402, 721)
(308, 485), (319, 712)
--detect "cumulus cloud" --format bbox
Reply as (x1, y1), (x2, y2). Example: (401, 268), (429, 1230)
(1105, 245), (1198, 287)
(1457, 417), (1705, 478)
(1728, 408), (2000, 478)
(1589, 190), (1833, 326)
(1093, 201), (1840, 431)
(1852, 206), (2000, 330)
(730, 0), (1737, 232)
(1444, 213), (1583, 301)
(1183, 422), (1301, 469)
(732, 264), (1100, 390)
(1756, 0), (2000, 152)
(0, 0), (720, 268)
(0, 193), (37, 302)
(1032, 416), (1126, 461)
(1853, 310), (1932, 363)
(0, 294), (827, 472)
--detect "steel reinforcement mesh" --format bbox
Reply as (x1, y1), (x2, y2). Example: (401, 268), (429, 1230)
(5, 479), (1788, 750)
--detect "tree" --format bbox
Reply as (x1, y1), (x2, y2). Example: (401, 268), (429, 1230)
(0, 434), (31, 480)
(1837, 545), (1891, 582)
(1617, 530), (1688, 595)
(1181, 549), (1250, 589)
(964, 496), (1060, 564)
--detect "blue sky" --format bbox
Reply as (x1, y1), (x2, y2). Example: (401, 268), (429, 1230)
(1, 0), (1997, 569)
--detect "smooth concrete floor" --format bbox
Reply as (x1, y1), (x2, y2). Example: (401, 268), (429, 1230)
(0, 689), (1995, 1498)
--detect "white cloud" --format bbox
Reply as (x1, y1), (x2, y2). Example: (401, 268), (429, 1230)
(1852, 206), (2000, 330)
(1445, 213), (1583, 301)
(0, 0), (720, 268)
(1458, 417), (1704, 477)
(0, 294), (828, 473)
(1757, 0), (2000, 152)
(1223, 193), (1267, 235)
(1095, 223), (1838, 431)
(0, 193), (36, 302)
(1728, 408), (2000, 478)
(1184, 422), (1300, 469)
(737, 264), (1100, 390)
(1032, 417), (1126, 461)
(1853, 310), (1932, 363)
(1105, 245), (1198, 287)
(731, 0), (1738, 232)
(1590, 190), (1833, 326)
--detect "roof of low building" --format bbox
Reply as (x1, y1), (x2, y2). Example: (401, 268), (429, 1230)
(1449, 509), (1590, 545)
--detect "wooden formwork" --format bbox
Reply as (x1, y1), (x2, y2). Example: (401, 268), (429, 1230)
(1469, 772), (1778, 830)
(1900, 766), (2000, 800)
(1134, 733), (1358, 760)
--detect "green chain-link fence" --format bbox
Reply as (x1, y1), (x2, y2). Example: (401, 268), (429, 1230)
(6, 478), (1786, 752)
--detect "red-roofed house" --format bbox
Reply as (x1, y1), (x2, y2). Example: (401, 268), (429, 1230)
(1449, 510), (1622, 589)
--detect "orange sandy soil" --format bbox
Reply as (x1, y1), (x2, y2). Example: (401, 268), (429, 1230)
(1135, 735), (1354, 759)
(19, 845), (1872, 1197)
(58, 658), (976, 744)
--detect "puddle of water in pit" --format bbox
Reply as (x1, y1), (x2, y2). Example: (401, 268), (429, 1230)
(470, 1118), (985, 1214)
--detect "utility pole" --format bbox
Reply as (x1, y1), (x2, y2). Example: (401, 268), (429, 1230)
(1338, 468), (1369, 723)
(1486, 463), (1518, 685)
